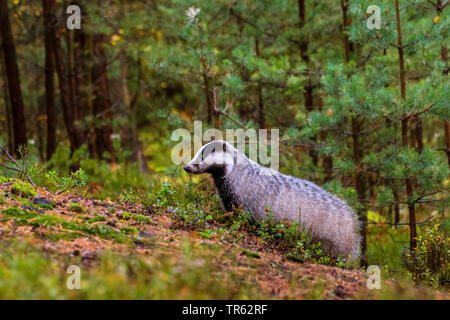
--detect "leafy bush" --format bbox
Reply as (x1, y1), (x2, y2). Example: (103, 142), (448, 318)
(404, 217), (449, 288)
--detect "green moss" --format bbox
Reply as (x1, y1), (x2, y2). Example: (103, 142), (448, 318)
(69, 202), (85, 213)
(11, 182), (37, 198)
(133, 214), (153, 225)
(120, 226), (138, 235)
(0, 240), (261, 299)
(1, 207), (38, 225)
(79, 223), (128, 243)
(241, 249), (261, 259)
(0, 176), (12, 183)
(3, 207), (37, 219)
(43, 231), (81, 242)
(86, 216), (106, 223)
(122, 211), (132, 220)
(28, 214), (66, 228)
(37, 203), (55, 210)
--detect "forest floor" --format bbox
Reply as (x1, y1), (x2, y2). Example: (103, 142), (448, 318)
(0, 178), (447, 299)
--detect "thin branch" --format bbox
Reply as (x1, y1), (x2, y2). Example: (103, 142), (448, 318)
(213, 87), (246, 129)
(0, 146), (36, 186)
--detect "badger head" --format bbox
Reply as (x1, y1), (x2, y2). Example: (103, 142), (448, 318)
(184, 140), (235, 177)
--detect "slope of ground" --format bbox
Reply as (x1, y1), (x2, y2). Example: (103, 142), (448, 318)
(0, 178), (446, 299)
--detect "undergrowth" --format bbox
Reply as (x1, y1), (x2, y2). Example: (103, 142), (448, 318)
(0, 240), (259, 299)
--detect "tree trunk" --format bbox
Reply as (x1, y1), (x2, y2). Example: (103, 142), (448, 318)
(395, 0), (417, 252)
(0, 44), (14, 152)
(202, 71), (219, 128)
(298, 0), (309, 63)
(340, 0), (354, 62)
(298, 1), (319, 167)
(341, 0), (366, 264)
(47, 0), (83, 154)
(393, 190), (400, 228)
(445, 121), (450, 167)
(91, 34), (115, 160)
(120, 48), (148, 173)
(352, 118), (367, 267)
(72, 0), (87, 144)
(0, 0), (27, 155)
(435, 1), (450, 166)
(255, 38), (265, 128)
(42, 0), (56, 160)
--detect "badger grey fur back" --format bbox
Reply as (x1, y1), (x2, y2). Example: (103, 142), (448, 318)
(185, 140), (361, 260)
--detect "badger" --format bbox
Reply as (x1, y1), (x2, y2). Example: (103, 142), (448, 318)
(184, 140), (361, 260)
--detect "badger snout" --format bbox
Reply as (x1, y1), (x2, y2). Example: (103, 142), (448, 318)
(184, 164), (198, 173)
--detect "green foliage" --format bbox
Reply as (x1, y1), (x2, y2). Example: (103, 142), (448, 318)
(0, 0), (448, 294)
(122, 211), (132, 220)
(46, 169), (87, 193)
(0, 177), (12, 183)
(0, 240), (259, 299)
(10, 181), (36, 198)
(404, 218), (449, 288)
(134, 214), (152, 225)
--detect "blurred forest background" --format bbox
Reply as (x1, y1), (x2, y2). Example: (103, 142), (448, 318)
(0, 0), (448, 291)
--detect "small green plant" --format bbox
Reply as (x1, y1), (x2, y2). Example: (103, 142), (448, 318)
(197, 228), (216, 239)
(119, 188), (139, 204)
(69, 202), (85, 213)
(404, 217), (449, 288)
(108, 206), (117, 214)
(45, 169), (87, 193)
(134, 214), (152, 224)
(122, 211), (132, 220)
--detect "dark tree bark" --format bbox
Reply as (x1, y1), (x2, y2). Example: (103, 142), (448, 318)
(202, 67), (219, 128)
(393, 190), (400, 227)
(352, 118), (368, 267)
(340, 0), (354, 62)
(0, 0), (27, 155)
(445, 121), (450, 167)
(341, 0), (367, 265)
(47, 0), (83, 153)
(66, 2), (87, 147)
(42, 0), (56, 160)
(298, 0), (309, 63)
(73, 16), (86, 124)
(395, 0), (417, 252)
(255, 38), (265, 128)
(298, 1), (318, 166)
(0, 46), (14, 152)
(434, 1), (450, 167)
(91, 34), (115, 160)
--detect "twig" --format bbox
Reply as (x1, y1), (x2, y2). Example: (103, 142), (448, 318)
(0, 146), (36, 186)
(213, 87), (246, 129)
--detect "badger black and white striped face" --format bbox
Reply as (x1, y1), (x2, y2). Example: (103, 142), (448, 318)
(184, 140), (234, 176)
